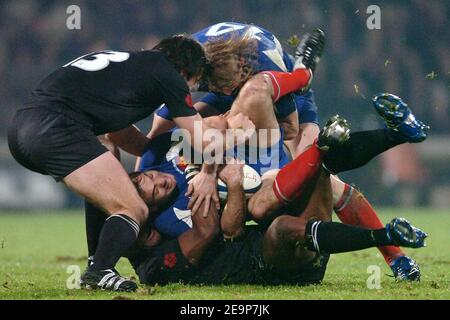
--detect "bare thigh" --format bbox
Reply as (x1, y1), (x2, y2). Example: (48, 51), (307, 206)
(228, 75), (280, 147)
(63, 152), (148, 224)
(285, 122), (320, 158)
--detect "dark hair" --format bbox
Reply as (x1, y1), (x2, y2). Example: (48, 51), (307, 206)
(153, 34), (209, 81)
(129, 171), (144, 196)
(129, 170), (180, 211)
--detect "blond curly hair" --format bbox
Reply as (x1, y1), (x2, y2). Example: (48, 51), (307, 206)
(204, 34), (258, 93)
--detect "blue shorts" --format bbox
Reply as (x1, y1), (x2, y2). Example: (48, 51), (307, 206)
(278, 90), (318, 125)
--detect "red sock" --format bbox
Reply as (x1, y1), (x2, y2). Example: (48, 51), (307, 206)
(335, 185), (405, 264)
(261, 69), (312, 102)
(273, 143), (323, 204)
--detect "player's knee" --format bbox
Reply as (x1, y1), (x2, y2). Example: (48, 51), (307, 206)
(267, 216), (285, 237)
(249, 204), (268, 221)
(248, 197), (270, 221)
(203, 115), (228, 131)
(330, 175), (346, 204)
(248, 191), (279, 222)
(275, 215), (309, 242)
(123, 202), (149, 225)
(238, 77), (272, 106)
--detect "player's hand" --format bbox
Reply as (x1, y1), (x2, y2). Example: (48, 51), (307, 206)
(218, 160), (244, 188)
(226, 113), (255, 131)
(226, 113), (255, 144)
(186, 170), (220, 217)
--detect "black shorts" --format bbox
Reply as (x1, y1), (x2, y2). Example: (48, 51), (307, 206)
(8, 107), (107, 181)
(131, 226), (329, 286)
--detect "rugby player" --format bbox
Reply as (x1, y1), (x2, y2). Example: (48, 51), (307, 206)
(148, 22), (429, 279)
(127, 113), (428, 286)
(92, 94), (422, 288)
(121, 27), (324, 218)
(80, 27), (325, 286)
(8, 35), (258, 291)
(139, 25), (324, 218)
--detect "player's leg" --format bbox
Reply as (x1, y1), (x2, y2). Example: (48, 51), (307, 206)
(287, 95), (425, 279)
(298, 172), (427, 255)
(332, 177), (421, 281)
(64, 152), (148, 233)
(84, 201), (106, 264)
(284, 122), (320, 158)
(64, 153), (149, 290)
(228, 73), (281, 147)
(9, 109), (146, 291)
(262, 169), (428, 270)
(247, 173), (280, 223)
(296, 128), (425, 280)
(251, 112), (426, 224)
(288, 125), (408, 266)
(248, 141), (324, 222)
(322, 128), (409, 174)
(255, 28), (326, 102)
(62, 130), (149, 273)
(83, 135), (121, 265)
(248, 116), (349, 221)
(333, 176), (404, 264)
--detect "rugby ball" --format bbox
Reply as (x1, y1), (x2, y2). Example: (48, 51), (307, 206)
(217, 165), (262, 200)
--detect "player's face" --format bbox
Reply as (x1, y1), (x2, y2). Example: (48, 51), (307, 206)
(134, 170), (177, 205)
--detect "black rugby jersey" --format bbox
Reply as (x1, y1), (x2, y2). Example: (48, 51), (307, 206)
(26, 50), (197, 134)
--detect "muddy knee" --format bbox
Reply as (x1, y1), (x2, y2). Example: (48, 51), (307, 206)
(236, 76), (273, 111)
(248, 195), (278, 222)
(121, 202), (149, 225)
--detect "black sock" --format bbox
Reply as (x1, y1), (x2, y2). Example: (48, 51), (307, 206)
(91, 214), (140, 271)
(323, 128), (403, 174)
(305, 220), (392, 254)
(85, 201), (107, 258)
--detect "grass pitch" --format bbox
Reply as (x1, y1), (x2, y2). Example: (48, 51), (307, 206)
(0, 209), (448, 300)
